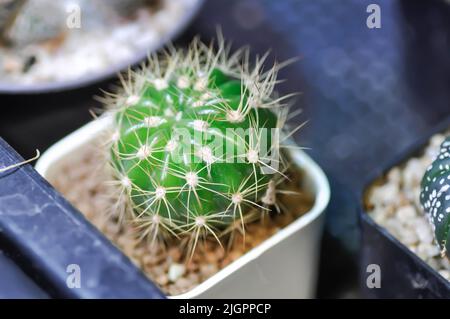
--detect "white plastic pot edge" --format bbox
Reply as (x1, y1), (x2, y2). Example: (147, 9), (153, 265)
(36, 116), (331, 299)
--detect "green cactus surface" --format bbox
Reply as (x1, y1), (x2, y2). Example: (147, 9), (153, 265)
(420, 136), (450, 258)
(105, 38), (293, 250)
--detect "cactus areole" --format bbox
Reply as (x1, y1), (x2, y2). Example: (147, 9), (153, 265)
(105, 38), (295, 252)
(420, 136), (450, 258)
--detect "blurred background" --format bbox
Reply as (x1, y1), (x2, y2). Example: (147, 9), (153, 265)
(0, 0), (449, 298)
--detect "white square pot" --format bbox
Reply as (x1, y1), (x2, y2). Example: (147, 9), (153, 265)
(35, 116), (330, 299)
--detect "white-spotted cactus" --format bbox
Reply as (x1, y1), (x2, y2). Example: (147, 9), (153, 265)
(103, 37), (297, 253)
(420, 136), (450, 258)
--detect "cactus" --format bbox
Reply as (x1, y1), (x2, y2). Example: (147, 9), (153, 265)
(104, 37), (296, 254)
(420, 136), (450, 258)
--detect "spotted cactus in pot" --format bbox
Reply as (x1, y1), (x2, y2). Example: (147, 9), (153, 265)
(420, 136), (450, 258)
(102, 37), (299, 255)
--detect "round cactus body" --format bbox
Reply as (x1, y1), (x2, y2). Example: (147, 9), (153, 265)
(105, 39), (292, 247)
(420, 136), (450, 257)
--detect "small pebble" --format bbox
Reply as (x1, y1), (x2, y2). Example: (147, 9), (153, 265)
(397, 206), (416, 225)
(200, 264), (218, 278)
(168, 263), (186, 282)
(156, 274), (169, 286)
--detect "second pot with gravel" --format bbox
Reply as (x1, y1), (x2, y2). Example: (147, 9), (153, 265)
(361, 117), (450, 298)
(35, 37), (330, 298)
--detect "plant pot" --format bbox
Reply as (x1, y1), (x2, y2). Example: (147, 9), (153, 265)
(359, 116), (450, 298)
(0, 0), (205, 94)
(35, 115), (330, 298)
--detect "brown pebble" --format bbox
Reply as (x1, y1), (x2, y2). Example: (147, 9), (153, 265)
(175, 278), (192, 290)
(156, 274), (169, 286)
(204, 250), (218, 264)
(200, 264), (218, 278)
(185, 261), (199, 272)
(168, 247), (182, 262)
(186, 272), (200, 283)
(142, 253), (162, 266)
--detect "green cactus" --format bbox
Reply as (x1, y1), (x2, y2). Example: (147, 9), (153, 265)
(104, 37), (295, 253)
(420, 136), (450, 258)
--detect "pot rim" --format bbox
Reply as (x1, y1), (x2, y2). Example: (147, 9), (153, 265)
(36, 115), (331, 298)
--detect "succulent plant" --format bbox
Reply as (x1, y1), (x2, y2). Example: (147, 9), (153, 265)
(420, 136), (450, 258)
(104, 37), (297, 254)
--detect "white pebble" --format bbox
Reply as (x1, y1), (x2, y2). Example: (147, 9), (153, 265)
(168, 263), (185, 282)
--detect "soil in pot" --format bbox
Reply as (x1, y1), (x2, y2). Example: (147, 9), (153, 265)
(365, 131), (450, 281)
(47, 144), (314, 296)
